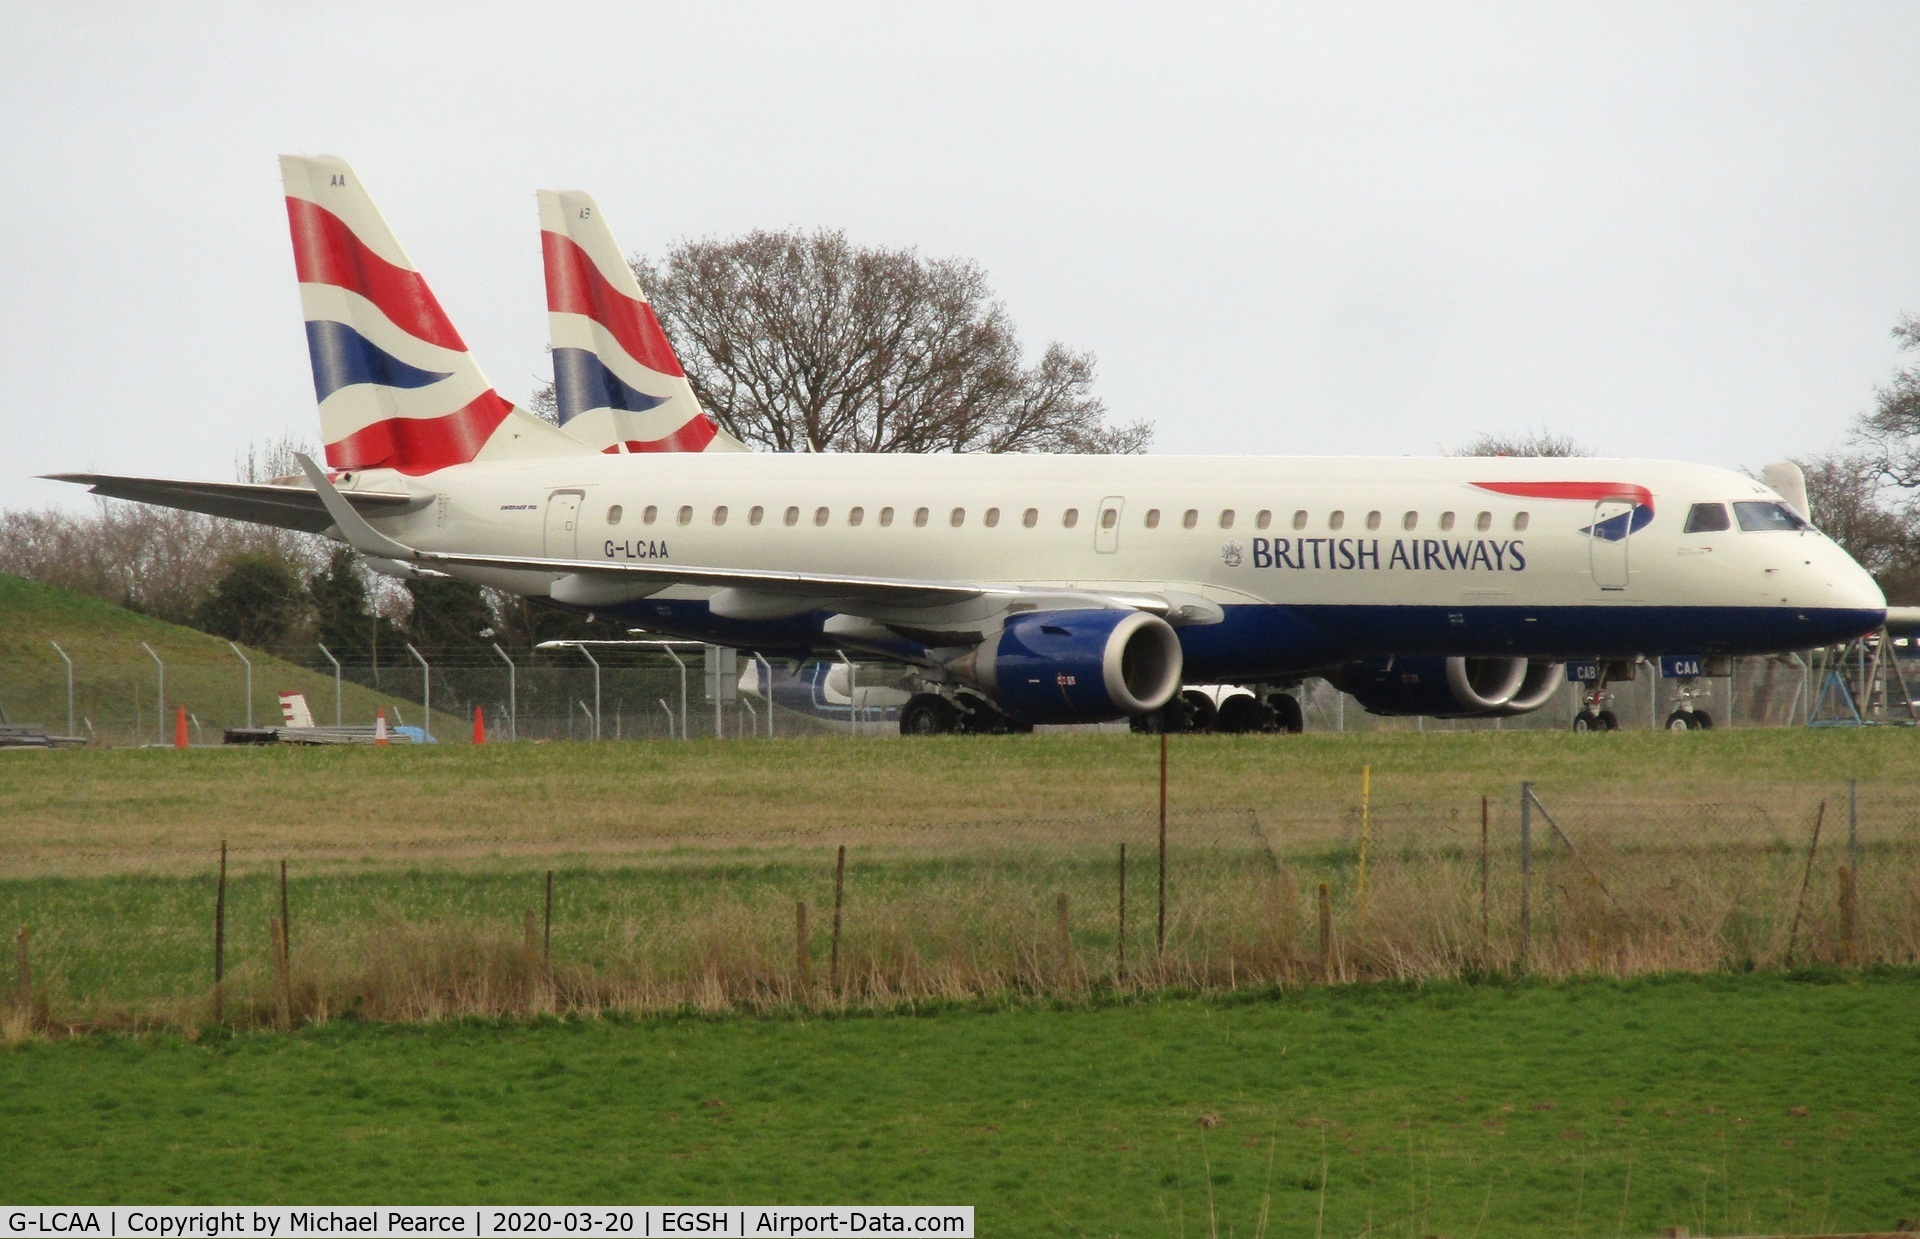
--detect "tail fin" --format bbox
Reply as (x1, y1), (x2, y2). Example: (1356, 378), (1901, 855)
(281, 155), (586, 473)
(539, 189), (746, 453)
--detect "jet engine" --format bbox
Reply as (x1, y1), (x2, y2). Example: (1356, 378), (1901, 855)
(948, 609), (1184, 723)
(1340, 656), (1562, 719)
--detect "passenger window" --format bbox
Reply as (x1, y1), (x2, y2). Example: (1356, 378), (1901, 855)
(1022, 508), (1038, 528)
(878, 507), (894, 527)
(1182, 509), (1198, 529)
(1292, 510), (1308, 530)
(914, 507), (929, 527)
(1733, 501), (1808, 532)
(677, 505), (693, 526)
(950, 507), (965, 527)
(1365, 511), (1381, 531)
(814, 507), (830, 527)
(1513, 512), (1530, 531)
(643, 505), (658, 525)
(1402, 511), (1418, 531)
(1684, 502), (1731, 534)
(1219, 510), (1235, 529)
(1439, 511), (1455, 531)
(607, 505), (623, 526)
(1255, 510), (1272, 530)
(1475, 511), (1491, 532)
(1329, 510), (1345, 531)
(749, 506), (764, 526)
(985, 507), (1000, 528)
(848, 506), (864, 526)
(1144, 509), (1160, 529)
(1063, 509), (1079, 528)
(783, 506), (799, 527)
(712, 506), (728, 526)
(1101, 507), (1118, 529)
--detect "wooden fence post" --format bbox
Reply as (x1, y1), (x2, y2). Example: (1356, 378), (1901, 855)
(1117, 843), (1127, 981)
(270, 917), (291, 1031)
(13, 926), (28, 1012)
(1317, 882), (1334, 984)
(1786, 801), (1827, 964)
(543, 870), (554, 966)
(1158, 731), (1168, 959)
(1055, 892), (1070, 981)
(1518, 785), (1531, 972)
(830, 845), (846, 993)
(795, 900), (811, 999)
(279, 860), (291, 957)
(1479, 795), (1490, 964)
(1838, 865), (1857, 966)
(214, 840), (227, 1024)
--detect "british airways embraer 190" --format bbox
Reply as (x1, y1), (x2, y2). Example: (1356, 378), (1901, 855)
(49, 156), (1886, 734)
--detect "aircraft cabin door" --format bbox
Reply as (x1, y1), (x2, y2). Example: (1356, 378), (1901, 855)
(1095, 496), (1124, 553)
(544, 490), (584, 558)
(1588, 498), (1633, 591)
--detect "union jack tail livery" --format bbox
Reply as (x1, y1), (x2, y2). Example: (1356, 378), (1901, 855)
(282, 155), (586, 474)
(539, 189), (745, 454)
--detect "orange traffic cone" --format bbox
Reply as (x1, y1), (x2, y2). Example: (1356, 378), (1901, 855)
(173, 705), (189, 749)
(473, 705), (486, 745)
(375, 707), (389, 746)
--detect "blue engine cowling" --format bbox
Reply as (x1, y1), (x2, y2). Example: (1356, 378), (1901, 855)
(953, 609), (1185, 724)
(1341, 656), (1562, 718)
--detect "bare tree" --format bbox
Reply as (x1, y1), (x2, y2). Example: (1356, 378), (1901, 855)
(1855, 314), (1920, 488)
(539, 228), (1147, 454)
(1457, 429), (1589, 457)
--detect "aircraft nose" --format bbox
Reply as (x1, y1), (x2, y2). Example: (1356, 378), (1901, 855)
(1807, 539), (1886, 621)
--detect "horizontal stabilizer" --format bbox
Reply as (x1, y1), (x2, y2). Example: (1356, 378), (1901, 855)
(43, 472), (422, 534)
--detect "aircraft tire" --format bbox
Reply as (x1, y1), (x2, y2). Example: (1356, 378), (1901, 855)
(1665, 710), (1695, 732)
(1572, 711), (1597, 732)
(1596, 709), (1620, 731)
(899, 694), (959, 736)
(1267, 693), (1305, 735)
(1692, 710), (1714, 730)
(1181, 690), (1218, 733)
(1215, 694), (1270, 734)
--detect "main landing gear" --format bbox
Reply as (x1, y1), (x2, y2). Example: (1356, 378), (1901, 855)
(1129, 690), (1304, 735)
(898, 692), (1032, 736)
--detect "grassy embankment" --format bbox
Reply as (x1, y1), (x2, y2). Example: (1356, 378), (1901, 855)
(2, 730), (1916, 1024)
(1, 973), (1916, 1234)
(0, 572), (463, 742)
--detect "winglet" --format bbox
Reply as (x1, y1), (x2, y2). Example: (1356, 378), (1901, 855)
(296, 453), (420, 560)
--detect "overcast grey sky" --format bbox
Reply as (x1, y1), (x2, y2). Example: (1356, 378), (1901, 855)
(4, 3), (1918, 510)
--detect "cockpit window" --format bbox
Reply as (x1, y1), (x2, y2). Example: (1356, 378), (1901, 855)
(1733, 501), (1809, 532)
(1683, 502), (1731, 534)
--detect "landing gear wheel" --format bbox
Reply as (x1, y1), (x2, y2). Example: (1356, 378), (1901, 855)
(1267, 693), (1305, 735)
(1129, 709), (1165, 734)
(1596, 709), (1620, 731)
(1572, 711), (1598, 732)
(1691, 710), (1713, 730)
(1180, 690), (1218, 733)
(899, 693), (959, 736)
(1215, 694), (1271, 734)
(1665, 710), (1695, 732)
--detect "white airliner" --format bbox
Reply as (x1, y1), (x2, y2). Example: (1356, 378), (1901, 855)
(48, 156), (1887, 735)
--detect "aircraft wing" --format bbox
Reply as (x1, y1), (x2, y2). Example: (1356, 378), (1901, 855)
(294, 454), (1182, 617)
(43, 472), (421, 534)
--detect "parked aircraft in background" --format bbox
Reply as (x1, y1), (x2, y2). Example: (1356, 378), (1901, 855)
(46, 157), (1888, 734)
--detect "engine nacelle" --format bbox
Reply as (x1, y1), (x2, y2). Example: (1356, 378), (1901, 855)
(1342, 656), (1562, 719)
(950, 609), (1184, 723)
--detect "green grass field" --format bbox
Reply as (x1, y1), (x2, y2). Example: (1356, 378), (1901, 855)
(2, 973), (1916, 1234)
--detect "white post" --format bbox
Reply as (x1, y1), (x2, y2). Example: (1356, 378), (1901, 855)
(491, 642), (517, 741)
(49, 641), (73, 738)
(406, 643), (431, 740)
(755, 653), (775, 738)
(662, 646), (688, 740)
(140, 641), (164, 746)
(659, 698), (675, 740)
(318, 643), (343, 726)
(742, 697), (758, 737)
(578, 645), (602, 741)
(227, 642), (253, 729)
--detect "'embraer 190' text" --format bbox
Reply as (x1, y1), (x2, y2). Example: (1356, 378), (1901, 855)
(1250, 537), (1526, 571)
